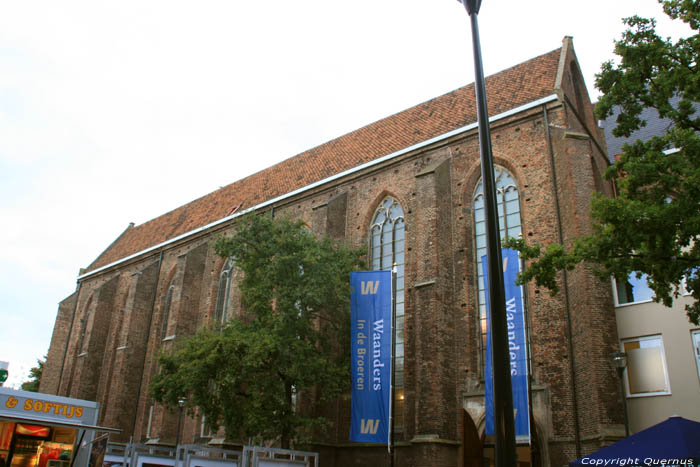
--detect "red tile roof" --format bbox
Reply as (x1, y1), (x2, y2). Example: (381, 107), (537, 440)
(86, 47), (562, 272)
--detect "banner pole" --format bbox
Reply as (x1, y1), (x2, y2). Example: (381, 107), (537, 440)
(389, 265), (397, 465)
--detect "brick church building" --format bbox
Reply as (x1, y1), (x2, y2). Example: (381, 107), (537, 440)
(42, 37), (624, 466)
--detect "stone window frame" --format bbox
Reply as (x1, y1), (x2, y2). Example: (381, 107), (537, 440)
(369, 196), (406, 428)
(472, 166), (523, 375)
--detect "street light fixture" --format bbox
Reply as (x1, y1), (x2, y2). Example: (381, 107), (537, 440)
(455, 1), (517, 466)
(175, 397), (186, 447)
(610, 351), (630, 437)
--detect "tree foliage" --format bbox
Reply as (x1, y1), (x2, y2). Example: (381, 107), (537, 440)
(21, 357), (44, 392)
(505, 0), (700, 324)
(150, 215), (364, 447)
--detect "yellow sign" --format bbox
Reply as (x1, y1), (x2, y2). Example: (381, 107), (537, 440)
(4, 396), (84, 419)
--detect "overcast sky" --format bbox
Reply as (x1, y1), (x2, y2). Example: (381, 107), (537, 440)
(0, 0), (691, 389)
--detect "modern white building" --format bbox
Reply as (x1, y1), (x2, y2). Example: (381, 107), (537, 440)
(601, 101), (700, 433)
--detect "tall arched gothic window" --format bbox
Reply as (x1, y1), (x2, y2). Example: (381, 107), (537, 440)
(215, 259), (234, 324)
(473, 166), (522, 368)
(369, 197), (405, 427)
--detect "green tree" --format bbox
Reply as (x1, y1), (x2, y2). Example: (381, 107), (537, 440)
(506, 0), (700, 324)
(150, 215), (364, 448)
(21, 357), (44, 392)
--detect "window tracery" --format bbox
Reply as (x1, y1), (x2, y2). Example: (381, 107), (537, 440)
(369, 196), (405, 427)
(473, 167), (523, 369)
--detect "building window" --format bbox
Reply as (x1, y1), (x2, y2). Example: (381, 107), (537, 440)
(473, 166), (522, 369)
(215, 259), (233, 324)
(161, 285), (175, 339)
(614, 273), (654, 305)
(622, 335), (671, 397)
(692, 330), (700, 383)
(200, 415), (214, 438)
(369, 197), (405, 428)
(146, 404), (155, 439)
(682, 268), (698, 296)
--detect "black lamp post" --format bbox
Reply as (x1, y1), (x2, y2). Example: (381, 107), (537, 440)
(455, 1), (517, 465)
(175, 397), (186, 447)
(611, 351), (630, 437)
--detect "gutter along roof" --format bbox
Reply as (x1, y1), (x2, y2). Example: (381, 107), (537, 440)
(82, 47), (563, 278)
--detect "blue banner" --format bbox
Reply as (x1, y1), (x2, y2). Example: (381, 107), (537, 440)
(483, 248), (530, 439)
(349, 270), (392, 443)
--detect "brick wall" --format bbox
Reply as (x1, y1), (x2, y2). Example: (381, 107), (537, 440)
(43, 43), (623, 466)
(40, 292), (77, 394)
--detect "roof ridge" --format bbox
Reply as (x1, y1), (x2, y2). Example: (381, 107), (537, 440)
(135, 46), (563, 231)
(85, 45), (563, 272)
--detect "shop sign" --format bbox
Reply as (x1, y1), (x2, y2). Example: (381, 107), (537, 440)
(0, 389), (97, 426)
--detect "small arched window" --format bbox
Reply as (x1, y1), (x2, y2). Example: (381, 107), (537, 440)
(369, 196), (405, 427)
(161, 285), (175, 339)
(473, 167), (522, 368)
(215, 259), (234, 324)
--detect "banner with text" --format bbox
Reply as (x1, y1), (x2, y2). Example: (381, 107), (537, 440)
(482, 248), (530, 439)
(349, 270), (392, 443)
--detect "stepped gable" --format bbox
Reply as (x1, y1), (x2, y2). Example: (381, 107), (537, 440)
(86, 47), (562, 273)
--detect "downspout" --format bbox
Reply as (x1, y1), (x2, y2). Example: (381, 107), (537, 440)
(131, 251), (164, 437)
(58, 281), (82, 395)
(543, 105), (582, 457)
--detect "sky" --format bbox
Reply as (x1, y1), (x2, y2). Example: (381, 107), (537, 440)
(0, 0), (692, 389)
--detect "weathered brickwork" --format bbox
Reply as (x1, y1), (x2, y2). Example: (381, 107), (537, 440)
(43, 38), (624, 466)
(40, 292), (77, 394)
